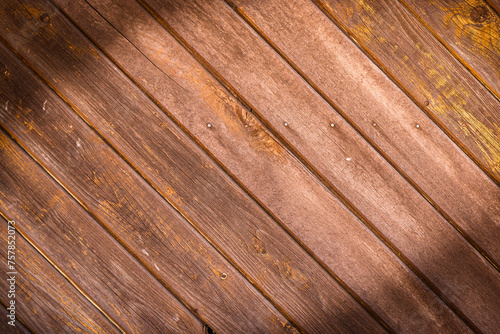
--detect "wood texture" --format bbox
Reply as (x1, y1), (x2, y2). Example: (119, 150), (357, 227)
(313, 0), (500, 186)
(0, 305), (32, 334)
(0, 217), (120, 334)
(0, 41), (296, 334)
(231, 0), (500, 267)
(140, 0), (500, 332)
(44, 0), (481, 332)
(0, 0), (386, 332)
(0, 124), (203, 332)
(403, 0), (500, 98)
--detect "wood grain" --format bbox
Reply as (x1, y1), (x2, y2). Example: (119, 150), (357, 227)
(231, 0), (500, 267)
(44, 0), (481, 332)
(0, 42), (297, 334)
(0, 128), (203, 332)
(0, 217), (120, 334)
(313, 0), (500, 186)
(0, 305), (32, 334)
(0, 0), (386, 332)
(140, 0), (500, 332)
(402, 0), (500, 98)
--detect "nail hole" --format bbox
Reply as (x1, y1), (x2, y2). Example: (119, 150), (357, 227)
(260, 249), (267, 255)
(372, 122), (377, 127)
(109, 122), (115, 128)
(39, 13), (51, 23)
(424, 101), (429, 106)
(220, 273), (227, 280)
(203, 324), (216, 334)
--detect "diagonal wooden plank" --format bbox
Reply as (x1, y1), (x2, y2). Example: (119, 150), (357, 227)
(0, 0), (386, 332)
(401, 0), (500, 99)
(0, 129), (203, 332)
(0, 305), (32, 334)
(228, 0), (500, 269)
(313, 0), (500, 186)
(0, 217), (121, 334)
(0, 43), (297, 334)
(45, 0), (481, 332)
(139, 0), (500, 332)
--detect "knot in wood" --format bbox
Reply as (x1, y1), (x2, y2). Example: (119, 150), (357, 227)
(470, 6), (489, 24)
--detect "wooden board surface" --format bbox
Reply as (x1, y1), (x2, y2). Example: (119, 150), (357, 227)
(402, 0), (500, 98)
(0, 116), (203, 332)
(0, 0), (388, 332)
(0, 38), (297, 334)
(45, 0), (482, 333)
(0, 0), (498, 332)
(0, 305), (32, 334)
(139, 0), (500, 332)
(229, 0), (500, 268)
(0, 217), (120, 334)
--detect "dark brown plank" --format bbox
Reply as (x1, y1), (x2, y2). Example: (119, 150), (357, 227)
(489, 0), (500, 11)
(0, 42), (296, 334)
(0, 217), (120, 334)
(231, 0), (500, 266)
(0, 1), (385, 332)
(402, 0), (500, 98)
(0, 305), (32, 334)
(46, 0), (480, 332)
(140, 0), (500, 332)
(0, 128), (203, 332)
(314, 0), (500, 185)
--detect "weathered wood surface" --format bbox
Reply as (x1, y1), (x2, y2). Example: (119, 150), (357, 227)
(0, 305), (32, 334)
(0, 115), (203, 332)
(403, 0), (500, 98)
(0, 0), (387, 332)
(140, 0), (500, 332)
(230, 0), (500, 267)
(313, 0), (500, 187)
(0, 217), (120, 334)
(489, 0), (500, 11)
(0, 40), (297, 334)
(45, 0), (481, 332)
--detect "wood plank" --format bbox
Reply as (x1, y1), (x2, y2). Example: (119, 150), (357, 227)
(0, 130), (203, 332)
(402, 0), (500, 98)
(313, 0), (500, 185)
(0, 217), (120, 334)
(488, 0), (500, 11)
(0, 1), (385, 332)
(0, 42), (297, 334)
(140, 0), (500, 332)
(0, 305), (32, 334)
(230, 0), (500, 267)
(47, 0), (480, 332)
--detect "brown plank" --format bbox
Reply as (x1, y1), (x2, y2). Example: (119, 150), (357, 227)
(489, 0), (500, 11)
(0, 43), (297, 334)
(0, 129), (203, 332)
(46, 0), (480, 332)
(231, 0), (500, 267)
(0, 1), (385, 332)
(139, 0), (500, 332)
(402, 0), (500, 98)
(0, 305), (32, 334)
(313, 0), (500, 185)
(0, 217), (120, 334)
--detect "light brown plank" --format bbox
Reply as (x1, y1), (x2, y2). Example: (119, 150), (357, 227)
(231, 0), (500, 267)
(0, 217), (120, 334)
(46, 0), (481, 332)
(0, 124), (203, 332)
(0, 0), (385, 332)
(313, 0), (500, 186)
(402, 0), (500, 98)
(0, 305), (32, 334)
(140, 0), (500, 332)
(0, 42), (296, 334)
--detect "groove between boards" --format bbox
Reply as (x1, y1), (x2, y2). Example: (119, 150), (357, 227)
(0, 209), (127, 334)
(137, 0), (485, 332)
(397, 0), (500, 104)
(484, 0), (500, 16)
(135, 0), (484, 332)
(56, 0), (390, 331)
(304, 0), (500, 272)
(0, 274), (36, 334)
(1, 12), (306, 333)
(0, 39), (212, 331)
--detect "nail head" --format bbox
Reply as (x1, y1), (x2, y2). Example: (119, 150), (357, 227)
(220, 273), (227, 280)
(206, 123), (212, 128)
(330, 123), (335, 127)
(416, 124), (420, 128)
(284, 122), (288, 127)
